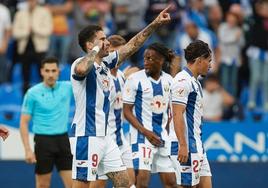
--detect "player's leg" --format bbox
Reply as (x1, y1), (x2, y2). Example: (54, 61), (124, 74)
(99, 136), (129, 187)
(197, 154), (212, 188)
(159, 172), (177, 188)
(59, 170), (72, 188)
(89, 179), (107, 188)
(127, 168), (136, 187)
(197, 176), (211, 188)
(56, 133), (73, 188)
(170, 152), (202, 188)
(120, 142), (136, 187)
(72, 180), (89, 188)
(106, 170), (129, 187)
(35, 173), (52, 188)
(154, 148), (177, 188)
(132, 143), (155, 188)
(34, 135), (57, 188)
(71, 137), (105, 188)
(135, 170), (151, 188)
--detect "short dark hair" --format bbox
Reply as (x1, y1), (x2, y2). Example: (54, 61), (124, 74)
(147, 42), (175, 74)
(41, 57), (59, 68)
(108, 35), (126, 47)
(184, 40), (211, 63)
(78, 25), (103, 52)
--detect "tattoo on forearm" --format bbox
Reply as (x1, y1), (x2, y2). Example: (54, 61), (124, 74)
(119, 22), (157, 64)
(107, 171), (129, 188)
(75, 50), (97, 76)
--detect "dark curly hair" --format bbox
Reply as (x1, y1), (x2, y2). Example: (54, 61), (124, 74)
(78, 25), (103, 53)
(147, 43), (175, 74)
(184, 40), (211, 63)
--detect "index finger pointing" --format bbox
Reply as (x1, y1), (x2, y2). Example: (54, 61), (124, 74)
(161, 4), (171, 14)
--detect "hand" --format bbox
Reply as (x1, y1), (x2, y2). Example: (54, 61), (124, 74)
(177, 144), (188, 163)
(0, 126), (9, 141)
(92, 38), (104, 51)
(25, 149), (36, 164)
(153, 5), (171, 26)
(144, 129), (162, 147)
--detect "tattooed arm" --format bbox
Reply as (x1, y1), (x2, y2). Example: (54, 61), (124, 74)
(74, 50), (98, 77)
(117, 6), (171, 65)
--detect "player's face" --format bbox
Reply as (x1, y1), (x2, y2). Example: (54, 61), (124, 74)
(41, 63), (59, 87)
(94, 31), (110, 57)
(198, 55), (212, 77)
(143, 49), (164, 77)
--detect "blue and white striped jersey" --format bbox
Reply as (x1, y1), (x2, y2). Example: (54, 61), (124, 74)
(69, 51), (119, 137)
(171, 67), (204, 154)
(123, 70), (173, 146)
(108, 70), (126, 146)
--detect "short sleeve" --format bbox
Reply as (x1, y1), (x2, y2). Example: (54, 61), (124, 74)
(21, 91), (35, 115)
(102, 51), (119, 69)
(171, 76), (191, 105)
(123, 76), (137, 104)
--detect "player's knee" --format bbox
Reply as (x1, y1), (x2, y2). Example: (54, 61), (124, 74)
(163, 175), (177, 188)
(36, 181), (50, 188)
(114, 175), (129, 188)
(136, 176), (150, 188)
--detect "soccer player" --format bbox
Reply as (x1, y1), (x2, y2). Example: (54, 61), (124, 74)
(123, 43), (177, 188)
(90, 35), (135, 188)
(69, 6), (171, 188)
(20, 57), (73, 188)
(171, 40), (212, 188)
(0, 126), (9, 141)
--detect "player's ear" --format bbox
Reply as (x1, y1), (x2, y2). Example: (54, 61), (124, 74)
(85, 41), (94, 51)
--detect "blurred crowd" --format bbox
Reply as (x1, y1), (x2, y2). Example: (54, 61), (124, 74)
(0, 0), (268, 122)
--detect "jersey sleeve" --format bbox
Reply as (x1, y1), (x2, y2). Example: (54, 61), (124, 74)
(102, 51), (119, 69)
(171, 76), (191, 106)
(123, 76), (137, 104)
(71, 57), (86, 81)
(21, 91), (34, 115)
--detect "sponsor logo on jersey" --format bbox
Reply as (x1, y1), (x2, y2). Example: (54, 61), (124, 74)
(150, 95), (167, 114)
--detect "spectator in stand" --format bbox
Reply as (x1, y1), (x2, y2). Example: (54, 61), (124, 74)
(112, 0), (147, 68)
(174, 20), (220, 71)
(218, 11), (245, 97)
(12, 0), (53, 93)
(203, 74), (235, 122)
(246, 0), (268, 111)
(46, 0), (73, 64)
(0, 3), (11, 84)
(186, 0), (208, 29)
(69, 0), (112, 61)
(145, 0), (182, 48)
(207, 4), (223, 33)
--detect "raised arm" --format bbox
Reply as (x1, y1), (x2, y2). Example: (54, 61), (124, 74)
(117, 6), (171, 65)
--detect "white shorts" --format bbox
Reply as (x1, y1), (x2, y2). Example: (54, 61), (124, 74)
(170, 153), (212, 186)
(98, 141), (133, 180)
(70, 135), (126, 181)
(132, 143), (174, 173)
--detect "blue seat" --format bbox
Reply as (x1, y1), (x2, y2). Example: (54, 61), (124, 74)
(0, 84), (22, 127)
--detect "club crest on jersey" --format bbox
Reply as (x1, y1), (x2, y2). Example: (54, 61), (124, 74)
(176, 88), (186, 97)
(144, 158), (150, 165)
(100, 76), (110, 92)
(164, 84), (170, 92)
(150, 95), (167, 114)
(113, 91), (123, 110)
(91, 168), (97, 175)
